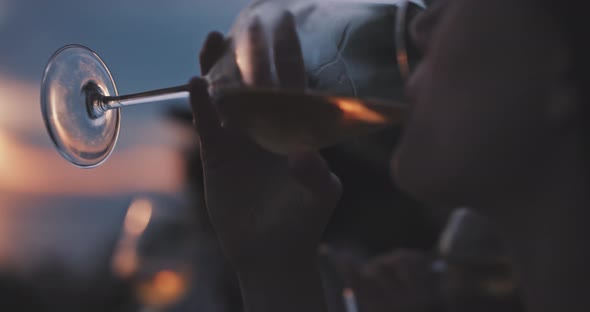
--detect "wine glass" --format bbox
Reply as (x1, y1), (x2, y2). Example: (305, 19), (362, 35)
(40, 0), (423, 168)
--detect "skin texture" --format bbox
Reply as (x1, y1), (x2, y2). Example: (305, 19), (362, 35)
(397, 1), (590, 312)
(189, 1), (590, 312)
(396, 0), (573, 206)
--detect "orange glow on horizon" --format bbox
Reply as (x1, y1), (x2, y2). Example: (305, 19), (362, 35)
(0, 130), (183, 195)
(331, 97), (388, 124)
(112, 245), (139, 278)
(137, 270), (189, 307)
(124, 198), (153, 236)
(0, 74), (188, 196)
(112, 197), (154, 278)
(0, 131), (9, 165)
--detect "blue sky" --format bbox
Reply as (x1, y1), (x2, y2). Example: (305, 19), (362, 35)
(0, 0), (246, 277)
(0, 0), (246, 144)
(0, 0), (244, 90)
(0, 0), (246, 193)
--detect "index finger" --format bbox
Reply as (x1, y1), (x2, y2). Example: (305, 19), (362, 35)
(272, 12), (306, 90)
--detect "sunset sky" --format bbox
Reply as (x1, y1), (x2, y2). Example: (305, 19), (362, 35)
(0, 0), (249, 194)
(0, 0), (245, 275)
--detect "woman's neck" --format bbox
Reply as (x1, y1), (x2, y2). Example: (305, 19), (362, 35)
(491, 137), (590, 312)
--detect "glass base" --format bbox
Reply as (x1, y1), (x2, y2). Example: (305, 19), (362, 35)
(41, 45), (120, 168)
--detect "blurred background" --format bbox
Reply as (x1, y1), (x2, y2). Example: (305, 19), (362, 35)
(0, 0), (441, 311)
(0, 0), (247, 310)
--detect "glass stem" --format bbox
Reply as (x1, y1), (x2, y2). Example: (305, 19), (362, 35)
(100, 84), (190, 112)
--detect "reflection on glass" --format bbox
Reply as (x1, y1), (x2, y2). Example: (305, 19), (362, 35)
(41, 0), (423, 168)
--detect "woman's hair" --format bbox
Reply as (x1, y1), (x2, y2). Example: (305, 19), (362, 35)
(555, 1), (587, 96)
(541, 0), (590, 170)
(562, 2), (590, 171)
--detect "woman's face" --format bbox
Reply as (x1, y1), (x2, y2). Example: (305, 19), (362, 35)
(393, 0), (575, 205)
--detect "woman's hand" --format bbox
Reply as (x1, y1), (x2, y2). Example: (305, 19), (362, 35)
(188, 23), (341, 312)
(191, 20), (342, 270)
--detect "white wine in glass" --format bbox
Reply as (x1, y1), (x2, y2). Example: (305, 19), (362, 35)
(40, 0), (423, 168)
